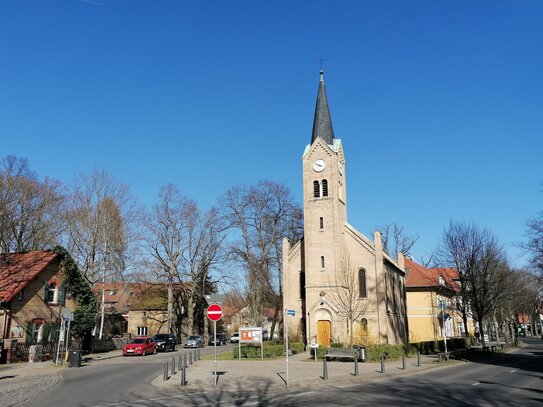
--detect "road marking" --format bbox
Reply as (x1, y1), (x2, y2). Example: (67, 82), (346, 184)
(472, 382), (480, 386)
(510, 369), (517, 373)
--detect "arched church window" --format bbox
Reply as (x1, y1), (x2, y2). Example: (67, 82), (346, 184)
(319, 217), (324, 229)
(322, 179), (328, 197)
(321, 256), (325, 269)
(358, 269), (367, 298)
(313, 181), (320, 198)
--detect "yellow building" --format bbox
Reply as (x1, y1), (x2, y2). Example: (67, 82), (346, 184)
(405, 258), (473, 342)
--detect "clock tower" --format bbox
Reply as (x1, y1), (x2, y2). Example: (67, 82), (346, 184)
(301, 70), (348, 345)
(282, 70), (408, 347)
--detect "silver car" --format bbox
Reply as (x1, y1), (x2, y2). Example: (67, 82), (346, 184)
(183, 335), (204, 348)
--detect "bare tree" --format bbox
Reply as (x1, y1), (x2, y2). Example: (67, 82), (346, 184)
(64, 168), (135, 284)
(377, 223), (418, 258)
(525, 188), (543, 276)
(143, 184), (224, 338)
(63, 169), (136, 338)
(326, 256), (368, 347)
(220, 181), (303, 339)
(0, 155), (64, 253)
(437, 221), (513, 348)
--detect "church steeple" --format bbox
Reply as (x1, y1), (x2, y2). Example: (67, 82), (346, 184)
(311, 70), (335, 145)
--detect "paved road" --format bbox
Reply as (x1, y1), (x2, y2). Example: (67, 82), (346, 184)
(15, 338), (543, 406)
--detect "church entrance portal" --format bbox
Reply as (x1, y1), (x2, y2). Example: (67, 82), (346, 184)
(317, 320), (331, 346)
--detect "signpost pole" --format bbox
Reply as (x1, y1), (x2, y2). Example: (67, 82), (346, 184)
(214, 320), (217, 385)
(285, 309), (289, 386)
(206, 303), (223, 385)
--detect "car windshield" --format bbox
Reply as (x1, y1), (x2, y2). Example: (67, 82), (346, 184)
(154, 334), (168, 340)
(188, 336), (198, 340)
(130, 338), (145, 344)
(232, 333), (239, 337)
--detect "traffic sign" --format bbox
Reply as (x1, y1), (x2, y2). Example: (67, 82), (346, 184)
(286, 309), (295, 316)
(207, 303), (223, 321)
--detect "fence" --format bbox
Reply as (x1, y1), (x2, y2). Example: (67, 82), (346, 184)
(14, 341), (57, 362)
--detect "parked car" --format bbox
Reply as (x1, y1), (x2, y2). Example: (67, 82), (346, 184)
(230, 332), (240, 343)
(208, 333), (228, 346)
(153, 333), (177, 352)
(183, 335), (204, 348)
(123, 336), (157, 356)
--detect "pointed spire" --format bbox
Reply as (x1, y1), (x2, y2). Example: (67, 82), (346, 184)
(311, 70), (335, 145)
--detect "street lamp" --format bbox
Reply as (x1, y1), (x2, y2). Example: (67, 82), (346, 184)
(440, 299), (448, 356)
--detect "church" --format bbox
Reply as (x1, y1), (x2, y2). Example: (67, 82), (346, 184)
(282, 71), (408, 347)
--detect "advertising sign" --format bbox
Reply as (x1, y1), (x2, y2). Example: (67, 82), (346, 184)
(239, 327), (262, 344)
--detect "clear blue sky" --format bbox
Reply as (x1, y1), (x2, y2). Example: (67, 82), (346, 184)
(1, 1), (542, 267)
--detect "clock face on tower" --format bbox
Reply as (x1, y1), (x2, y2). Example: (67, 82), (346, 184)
(313, 159), (326, 172)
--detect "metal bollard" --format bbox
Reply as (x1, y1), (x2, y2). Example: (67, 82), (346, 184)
(323, 357), (328, 380)
(402, 354), (406, 370)
(180, 366), (186, 386)
(183, 353), (187, 368)
(189, 352), (193, 365)
(416, 351), (421, 367)
(163, 362), (169, 381)
(178, 354), (182, 369)
(354, 357), (359, 376)
(172, 357), (176, 375)
(381, 355), (385, 374)
(197, 349), (200, 361)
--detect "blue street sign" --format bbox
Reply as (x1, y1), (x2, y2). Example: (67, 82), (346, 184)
(286, 309), (295, 316)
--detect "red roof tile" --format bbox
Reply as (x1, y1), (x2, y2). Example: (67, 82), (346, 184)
(405, 258), (459, 291)
(0, 251), (59, 302)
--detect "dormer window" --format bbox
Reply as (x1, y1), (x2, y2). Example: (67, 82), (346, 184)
(439, 276), (445, 286)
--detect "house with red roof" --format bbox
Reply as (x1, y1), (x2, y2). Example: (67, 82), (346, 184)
(0, 251), (76, 361)
(93, 282), (190, 340)
(405, 257), (474, 342)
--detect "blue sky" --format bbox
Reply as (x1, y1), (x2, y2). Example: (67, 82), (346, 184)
(1, 1), (542, 267)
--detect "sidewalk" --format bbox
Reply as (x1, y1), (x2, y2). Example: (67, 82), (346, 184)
(152, 351), (454, 393)
(0, 348), (123, 407)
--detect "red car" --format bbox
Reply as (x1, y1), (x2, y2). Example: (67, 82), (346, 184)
(123, 336), (157, 356)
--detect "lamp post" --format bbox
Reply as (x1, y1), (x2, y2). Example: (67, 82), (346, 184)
(440, 300), (448, 356)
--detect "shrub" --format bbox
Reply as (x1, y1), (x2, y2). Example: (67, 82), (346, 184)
(410, 337), (469, 354)
(233, 342), (302, 359)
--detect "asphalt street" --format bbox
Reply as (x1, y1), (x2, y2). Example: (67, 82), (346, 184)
(11, 338), (543, 407)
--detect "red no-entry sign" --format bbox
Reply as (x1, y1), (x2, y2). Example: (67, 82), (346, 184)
(207, 303), (223, 321)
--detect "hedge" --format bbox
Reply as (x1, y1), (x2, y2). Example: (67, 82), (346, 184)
(310, 343), (418, 362)
(232, 341), (305, 359)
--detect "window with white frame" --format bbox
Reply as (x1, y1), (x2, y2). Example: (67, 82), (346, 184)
(45, 282), (57, 303)
(137, 326), (148, 336)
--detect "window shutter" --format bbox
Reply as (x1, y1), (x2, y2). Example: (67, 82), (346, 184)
(26, 322), (33, 344)
(43, 323), (52, 343)
(313, 181), (320, 198)
(322, 179), (328, 197)
(43, 281), (49, 303)
(58, 283), (66, 305)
